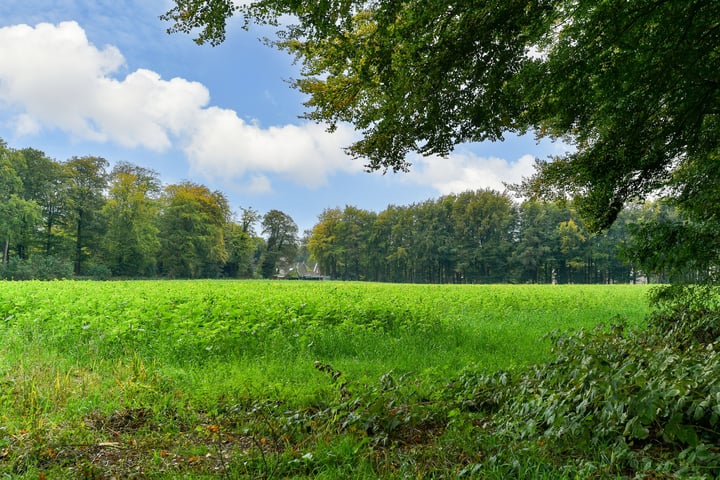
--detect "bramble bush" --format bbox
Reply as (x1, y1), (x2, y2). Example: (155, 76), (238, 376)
(648, 284), (720, 348)
(448, 286), (720, 477)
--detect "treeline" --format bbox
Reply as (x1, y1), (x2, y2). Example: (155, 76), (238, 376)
(0, 142), (299, 280)
(308, 190), (670, 284)
(1, 140), (670, 283)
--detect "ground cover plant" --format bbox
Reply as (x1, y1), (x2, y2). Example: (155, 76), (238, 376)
(0, 280), (666, 478)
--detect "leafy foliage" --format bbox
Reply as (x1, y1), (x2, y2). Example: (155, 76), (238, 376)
(0, 256), (72, 280)
(158, 181), (231, 278)
(309, 191), (646, 283)
(260, 209), (298, 278)
(0, 135), (677, 283)
(0, 143), (42, 264)
(647, 285), (720, 349)
(64, 156), (109, 275)
(448, 322), (720, 477)
(163, 0), (720, 240)
(102, 162), (162, 277)
(0, 140), (277, 280)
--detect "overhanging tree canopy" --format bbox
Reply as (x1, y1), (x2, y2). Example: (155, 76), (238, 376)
(163, 0), (719, 237)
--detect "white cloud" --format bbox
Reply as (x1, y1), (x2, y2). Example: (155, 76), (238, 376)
(0, 21), (124, 141)
(407, 152), (537, 194)
(0, 21), (359, 189)
(183, 107), (362, 188)
(244, 174), (273, 194)
(0, 21), (210, 148)
(13, 114), (42, 136)
(93, 69), (210, 150)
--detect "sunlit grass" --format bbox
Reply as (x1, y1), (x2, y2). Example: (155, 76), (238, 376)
(0, 280), (651, 477)
(0, 281), (651, 400)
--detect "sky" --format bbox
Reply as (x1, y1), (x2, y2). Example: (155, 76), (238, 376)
(0, 0), (565, 233)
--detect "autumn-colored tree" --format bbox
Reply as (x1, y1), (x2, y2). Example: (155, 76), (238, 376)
(102, 162), (162, 276)
(158, 181), (230, 278)
(308, 208), (343, 279)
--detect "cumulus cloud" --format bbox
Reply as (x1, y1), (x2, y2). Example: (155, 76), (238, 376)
(0, 21), (209, 148)
(0, 20), (544, 195)
(0, 21), (358, 188)
(184, 108), (362, 188)
(407, 152), (538, 195)
(0, 21), (123, 141)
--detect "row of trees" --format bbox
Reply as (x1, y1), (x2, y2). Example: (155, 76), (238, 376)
(1, 140), (675, 283)
(309, 190), (671, 284)
(0, 141), (299, 279)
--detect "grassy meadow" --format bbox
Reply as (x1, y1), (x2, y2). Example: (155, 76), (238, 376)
(0, 280), (651, 478)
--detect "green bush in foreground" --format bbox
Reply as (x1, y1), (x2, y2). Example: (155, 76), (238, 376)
(443, 285), (720, 478)
(450, 330), (720, 477)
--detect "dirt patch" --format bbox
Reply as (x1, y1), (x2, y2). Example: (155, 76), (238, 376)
(84, 408), (154, 436)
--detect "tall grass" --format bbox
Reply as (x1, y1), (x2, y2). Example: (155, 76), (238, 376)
(0, 281), (649, 393)
(0, 280), (650, 477)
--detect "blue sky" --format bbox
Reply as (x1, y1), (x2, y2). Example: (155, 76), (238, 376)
(0, 0), (565, 232)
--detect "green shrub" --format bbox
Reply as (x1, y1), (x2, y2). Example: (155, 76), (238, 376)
(85, 263), (113, 280)
(0, 256), (73, 280)
(648, 284), (720, 347)
(450, 324), (720, 477)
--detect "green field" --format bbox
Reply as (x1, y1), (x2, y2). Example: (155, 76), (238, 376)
(0, 281), (651, 478)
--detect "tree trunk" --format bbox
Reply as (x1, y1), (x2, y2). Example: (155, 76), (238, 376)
(75, 209), (83, 276)
(45, 217), (54, 255)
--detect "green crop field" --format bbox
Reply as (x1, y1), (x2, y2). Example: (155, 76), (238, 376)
(0, 280), (651, 478)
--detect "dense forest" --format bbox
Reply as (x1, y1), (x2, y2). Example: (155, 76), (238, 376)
(1, 140), (672, 283)
(308, 193), (671, 284)
(0, 142), (291, 280)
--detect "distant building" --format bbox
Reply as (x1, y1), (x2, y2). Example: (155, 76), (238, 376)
(280, 262), (330, 280)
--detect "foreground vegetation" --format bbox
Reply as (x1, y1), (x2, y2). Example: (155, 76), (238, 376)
(0, 280), (674, 478)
